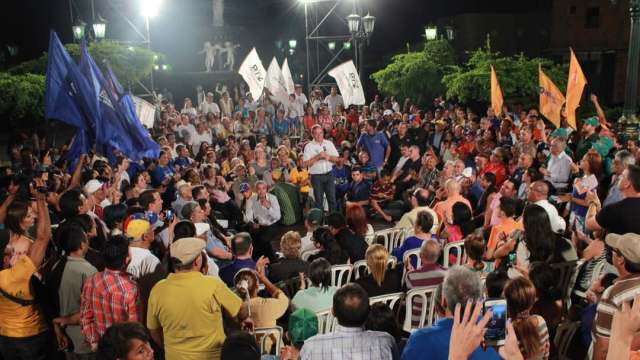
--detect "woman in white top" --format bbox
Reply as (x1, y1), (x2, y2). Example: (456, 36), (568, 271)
(563, 151), (601, 233)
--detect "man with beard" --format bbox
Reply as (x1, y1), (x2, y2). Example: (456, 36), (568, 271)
(576, 117), (600, 160)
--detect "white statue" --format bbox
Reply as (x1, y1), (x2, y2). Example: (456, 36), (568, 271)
(220, 41), (240, 71)
(215, 82), (227, 96)
(198, 41), (220, 72)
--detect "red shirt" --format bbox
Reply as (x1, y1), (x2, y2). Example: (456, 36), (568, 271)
(303, 115), (316, 130)
(80, 269), (140, 347)
(318, 113), (333, 130)
(483, 162), (507, 187)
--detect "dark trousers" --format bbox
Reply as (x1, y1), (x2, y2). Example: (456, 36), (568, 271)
(310, 172), (337, 212)
(213, 200), (245, 230)
(0, 331), (56, 360)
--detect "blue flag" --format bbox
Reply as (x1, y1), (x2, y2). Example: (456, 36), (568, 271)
(66, 129), (89, 172)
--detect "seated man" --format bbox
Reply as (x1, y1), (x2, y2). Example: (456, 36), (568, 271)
(369, 169), (396, 222)
(345, 166), (370, 208)
(327, 212), (368, 262)
(301, 283), (399, 359)
(242, 181), (280, 261)
(219, 232), (267, 287)
(402, 266), (500, 360)
(405, 240), (447, 328)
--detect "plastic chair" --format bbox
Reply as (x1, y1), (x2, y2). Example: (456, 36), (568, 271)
(377, 227), (407, 254)
(316, 309), (338, 334)
(369, 292), (403, 309)
(352, 260), (368, 280)
(330, 264), (353, 287)
(402, 285), (439, 332)
(443, 240), (466, 268)
(254, 326), (284, 356)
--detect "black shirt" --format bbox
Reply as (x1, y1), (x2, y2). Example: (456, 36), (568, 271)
(388, 134), (412, 169)
(596, 197), (640, 235)
(334, 228), (368, 262)
(355, 267), (403, 297)
(268, 258), (309, 284)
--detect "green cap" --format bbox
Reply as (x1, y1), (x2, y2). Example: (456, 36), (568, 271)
(591, 137), (614, 157)
(583, 116), (599, 127)
(550, 128), (568, 139)
(306, 208), (324, 226)
(288, 308), (318, 346)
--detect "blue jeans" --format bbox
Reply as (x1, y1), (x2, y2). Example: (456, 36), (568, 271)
(311, 172), (337, 212)
(0, 331), (56, 360)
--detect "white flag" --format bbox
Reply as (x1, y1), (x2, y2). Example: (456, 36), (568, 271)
(132, 96), (156, 129)
(328, 60), (365, 106)
(238, 48), (266, 100)
(265, 57), (289, 104)
(282, 58), (295, 95)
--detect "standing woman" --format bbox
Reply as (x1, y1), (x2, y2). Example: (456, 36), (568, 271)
(563, 151), (602, 233)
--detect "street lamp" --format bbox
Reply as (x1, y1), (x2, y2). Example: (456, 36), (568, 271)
(346, 11), (375, 79)
(92, 15), (107, 40)
(617, 0), (640, 130)
(328, 41), (336, 50)
(141, 0), (161, 18)
(72, 19), (86, 42)
(289, 39), (297, 49)
(362, 13), (375, 35)
(445, 26), (455, 41)
(347, 13), (361, 34)
(424, 25), (437, 41)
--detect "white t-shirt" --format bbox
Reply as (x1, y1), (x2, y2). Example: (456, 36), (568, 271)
(199, 101), (220, 115)
(294, 93), (308, 116)
(127, 247), (161, 280)
(303, 139), (339, 175)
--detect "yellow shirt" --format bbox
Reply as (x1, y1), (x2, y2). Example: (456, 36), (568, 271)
(289, 167), (310, 193)
(0, 256), (48, 337)
(250, 292), (289, 328)
(147, 272), (242, 360)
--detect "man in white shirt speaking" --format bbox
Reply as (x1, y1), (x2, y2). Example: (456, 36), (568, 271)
(303, 124), (340, 212)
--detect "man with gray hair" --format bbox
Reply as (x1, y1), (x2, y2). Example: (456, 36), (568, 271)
(401, 266), (499, 359)
(603, 150), (636, 206)
(243, 180), (280, 261)
(543, 137), (573, 193)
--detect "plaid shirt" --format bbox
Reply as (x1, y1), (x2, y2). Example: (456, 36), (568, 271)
(301, 325), (399, 360)
(80, 268), (140, 347)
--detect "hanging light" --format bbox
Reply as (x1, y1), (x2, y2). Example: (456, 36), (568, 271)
(347, 13), (361, 34)
(343, 41), (352, 50)
(328, 41), (336, 50)
(92, 15), (107, 40)
(72, 19), (86, 42)
(362, 13), (376, 36)
(288, 39), (297, 49)
(424, 25), (437, 41)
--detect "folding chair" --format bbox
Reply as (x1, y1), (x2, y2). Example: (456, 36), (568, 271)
(330, 264), (353, 287)
(316, 309), (337, 334)
(443, 240), (466, 268)
(377, 227), (407, 254)
(369, 292), (403, 309)
(254, 326), (284, 356)
(402, 285), (439, 332)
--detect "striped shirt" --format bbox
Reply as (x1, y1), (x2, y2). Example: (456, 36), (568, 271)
(80, 269), (140, 347)
(518, 315), (550, 360)
(406, 264), (446, 327)
(301, 325), (399, 360)
(594, 273), (640, 337)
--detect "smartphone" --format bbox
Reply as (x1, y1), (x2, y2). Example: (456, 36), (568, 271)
(165, 209), (174, 222)
(484, 299), (507, 346)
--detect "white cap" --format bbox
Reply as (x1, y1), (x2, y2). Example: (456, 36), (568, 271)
(83, 179), (103, 195)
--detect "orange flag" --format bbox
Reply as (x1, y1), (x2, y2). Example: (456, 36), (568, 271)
(566, 48), (587, 129)
(490, 65), (504, 117)
(539, 64), (566, 128)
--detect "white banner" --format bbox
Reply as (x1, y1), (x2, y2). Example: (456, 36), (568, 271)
(281, 58), (295, 95)
(265, 57), (289, 105)
(238, 48), (266, 100)
(328, 60), (365, 106)
(132, 96), (156, 129)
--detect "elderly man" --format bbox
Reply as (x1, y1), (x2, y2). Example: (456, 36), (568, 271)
(301, 284), (399, 359)
(603, 150), (636, 206)
(543, 137), (573, 193)
(527, 181), (566, 233)
(172, 180), (193, 218)
(433, 179), (472, 225)
(243, 181), (280, 261)
(303, 124), (340, 212)
(397, 188), (439, 234)
(402, 266), (499, 360)
(199, 91), (221, 115)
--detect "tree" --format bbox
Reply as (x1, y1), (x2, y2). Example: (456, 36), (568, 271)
(0, 72), (45, 127)
(443, 46), (567, 108)
(370, 39), (455, 106)
(9, 41), (163, 87)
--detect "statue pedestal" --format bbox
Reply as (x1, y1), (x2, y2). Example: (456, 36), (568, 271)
(616, 114), (640, 142)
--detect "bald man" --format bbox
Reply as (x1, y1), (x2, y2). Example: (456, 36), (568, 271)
(527, 180), (566, 233)
(433, 179), (472, 224)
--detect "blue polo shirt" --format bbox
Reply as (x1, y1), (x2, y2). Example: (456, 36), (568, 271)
(151, 164), (174, 187)
(357, 132), (389, 169)
(402, 318), (500, 360)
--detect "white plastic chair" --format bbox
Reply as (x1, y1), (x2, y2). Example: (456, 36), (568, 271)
(443, 240), (466, 268)
(364, 233), (376, 245)
(316, 309), (338, 334)
(376, 227), (407, 254)
(254, 326), (283, 355)
(402, 285), (439, 332)
(301, 249), (320, 261)
(574, 260), (605, 299)
(352, 260), (368, 280)
(402, 248), (422, 285)
(331, 264), (353, 287)
(369, 292), (403, 309)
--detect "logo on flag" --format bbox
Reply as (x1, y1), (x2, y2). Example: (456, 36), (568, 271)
(239, 48), (267, 100)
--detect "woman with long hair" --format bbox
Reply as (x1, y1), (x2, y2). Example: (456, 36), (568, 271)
(292, 258), (337, 312)
(355, 244), (402, 297)
(563, 151), (602, 233)
(464, 234), (493, 274)
(345, 202), (373, 239)
(504, 277), (551, 359)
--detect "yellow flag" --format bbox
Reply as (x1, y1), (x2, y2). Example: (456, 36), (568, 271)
(490, 65), (504, 117)
(566, 48), (587, 130)
(539, 64), (566, 128)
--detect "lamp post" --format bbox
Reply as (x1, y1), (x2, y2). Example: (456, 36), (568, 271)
(289, 39), (298, 49)
(141, 0), (161, 96)
(615, 0), (640, 140)
(72, 20), (86, 42)
(347, 12), (375, 81)
(424, 25), (437, 41)
(92, 15), (107, 41)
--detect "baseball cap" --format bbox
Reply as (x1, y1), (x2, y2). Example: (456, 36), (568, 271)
(125, 219), (151, 240)
(239, 182), (251, 193)
(170, 237), (205, 265)
(606, 233), (640, 263)
(288, 308), (318, 347)
(306, 208), (323, 226)
(583, 116), (599, 127)
(383, 109), (393, 116)
(83, 179), (104, 195)
(550, 128), (568, 139)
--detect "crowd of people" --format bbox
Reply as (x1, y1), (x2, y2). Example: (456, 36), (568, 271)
(1, 81), (640, 360)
